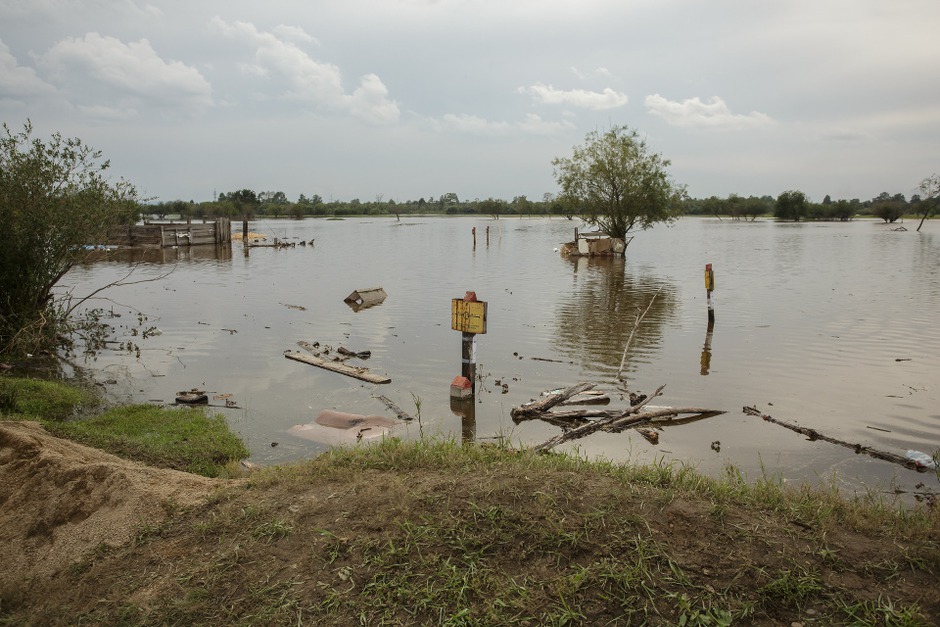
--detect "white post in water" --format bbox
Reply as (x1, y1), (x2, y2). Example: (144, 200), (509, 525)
(705, 263), (715, 325)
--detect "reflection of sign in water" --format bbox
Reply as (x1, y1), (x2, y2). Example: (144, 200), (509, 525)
(451, 299), (487, 334)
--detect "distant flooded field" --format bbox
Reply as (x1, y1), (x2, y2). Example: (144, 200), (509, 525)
(62, 216), (940, 496)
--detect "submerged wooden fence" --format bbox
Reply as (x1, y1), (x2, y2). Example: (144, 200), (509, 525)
(107, 218), (231, 248)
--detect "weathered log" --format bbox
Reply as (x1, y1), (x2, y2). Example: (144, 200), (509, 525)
(530, 406), (723, 423)
(535, 385), (665, 452)
(514, 407), (612, 423)
(374, 394), (413, 421)
(284, 350), (390, 384)
(743, 406), (926, 472)
(510, 382), (595, 419)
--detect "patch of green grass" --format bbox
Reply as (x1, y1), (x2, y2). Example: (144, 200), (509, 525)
(756, 564), (824, 610)
(837, 595), (925, 626)
(0, 376), (97, 420)
(44, 404), (248, 477)
(252, 519), (293, 541)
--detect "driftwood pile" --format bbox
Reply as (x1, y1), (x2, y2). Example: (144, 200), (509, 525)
(511, 383), (725, 453)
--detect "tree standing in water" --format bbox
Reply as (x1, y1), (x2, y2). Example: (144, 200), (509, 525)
(552, 125), (685, 255)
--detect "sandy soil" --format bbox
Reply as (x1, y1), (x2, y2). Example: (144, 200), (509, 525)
(0, 421), (221, 587)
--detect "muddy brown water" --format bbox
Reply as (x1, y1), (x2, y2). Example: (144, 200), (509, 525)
(61, 216), (940, 497)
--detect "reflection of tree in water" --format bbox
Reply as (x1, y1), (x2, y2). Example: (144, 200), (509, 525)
(554, 257), (677, 380)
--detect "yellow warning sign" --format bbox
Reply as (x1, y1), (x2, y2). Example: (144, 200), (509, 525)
(704, 264), (715, 291)
(451, 299), (487, 334)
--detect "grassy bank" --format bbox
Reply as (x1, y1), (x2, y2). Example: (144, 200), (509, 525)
(0, 376), (248, 477)
(1, 377), (938, 625)
(3, 438), (939, 625)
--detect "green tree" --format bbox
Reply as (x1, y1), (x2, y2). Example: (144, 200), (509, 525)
(774, 190), (807, 221)
(742, 196), (769, 221)
(0, 122), (140, 355)
(223, 189), (259, 219)
(829, 199), (857, 222)
(872, 200), (903, 223)
(915, 174), (938, 232)
(512, 195), (533, 215)
(552, 125), (684, 251)
(478, 198), (504, 220)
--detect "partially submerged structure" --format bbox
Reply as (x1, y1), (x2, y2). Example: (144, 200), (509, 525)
(344, 287), (387, 311)
(559, 228), (632, 257)
(107, 218), (232, 249)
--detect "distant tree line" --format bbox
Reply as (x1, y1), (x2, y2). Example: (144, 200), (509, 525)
(684, 189), (933, 223)
(144, 191), (573, 221)
(146, 186), (937, 226)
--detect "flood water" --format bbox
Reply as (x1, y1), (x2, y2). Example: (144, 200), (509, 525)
(61, 217), (940, 497)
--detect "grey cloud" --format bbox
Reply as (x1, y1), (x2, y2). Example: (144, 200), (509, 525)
(0, 39), (56, 99)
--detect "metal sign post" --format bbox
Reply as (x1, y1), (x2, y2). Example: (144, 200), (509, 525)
(704, 263), (715, 325)
(451, 292), (487, 396)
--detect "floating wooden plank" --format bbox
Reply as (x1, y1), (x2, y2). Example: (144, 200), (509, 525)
(284, 350), (390, 384)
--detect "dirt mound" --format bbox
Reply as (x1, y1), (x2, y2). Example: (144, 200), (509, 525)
(0, 421), (221, 586)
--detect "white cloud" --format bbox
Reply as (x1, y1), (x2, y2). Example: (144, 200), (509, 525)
(348, 73), (400, 125)
(437, 112), (573, 136)
(440, 113), (511, 135)
(39, 33), (211, 109)
(570, 66), (612, 80)
(518, 113), (575, 135)
(0, 39), (56, 99)
(521, 83), (628, 110)
(273, 24), (318, 45)
(210, 17), (399, 125)
(645, 94), (774, 130)
(77, 103), (138, 120)
(130, 2), (163, 19)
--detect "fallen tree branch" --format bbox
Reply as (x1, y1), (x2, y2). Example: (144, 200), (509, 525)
(64, 262), (178, 317)
(743, 406), (926, 472)
(510, 382), (595, 419)
(374, 394), (413, 421)
(531, 406), (723, 424)
(607, 407), (725, 432)
(534, 385), (666, 452)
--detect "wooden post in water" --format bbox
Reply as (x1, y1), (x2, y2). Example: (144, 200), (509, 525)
(705, 263), (715, 325)
(486, 225), (490, 246)
(472, 227), (476, 250)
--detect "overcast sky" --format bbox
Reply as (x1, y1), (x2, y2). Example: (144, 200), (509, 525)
(2, 0), (938, 205)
